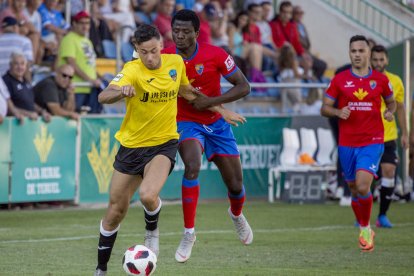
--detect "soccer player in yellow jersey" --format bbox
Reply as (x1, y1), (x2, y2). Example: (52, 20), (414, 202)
(371, 45), (408, 228)
(93, 24), (246, 275)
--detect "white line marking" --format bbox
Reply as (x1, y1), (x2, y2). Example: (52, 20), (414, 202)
(1, 223), (413, 244)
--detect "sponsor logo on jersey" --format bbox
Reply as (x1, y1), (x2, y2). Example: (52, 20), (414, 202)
(195, 64), (204, 75)
(147, 78), (155, 83)
(353, 88), (368, 100)
(169, 69), (177, 81)
(344, 81), (354, 88)
(225, 55), (235, 71)
(113, 73), (124, 82)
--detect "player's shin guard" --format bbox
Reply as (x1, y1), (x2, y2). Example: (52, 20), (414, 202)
(182, 177), (200, 229)
(351, 197), (361, 224)
(358, 192), (373, 227)
(228, 185), (246, 217)
(97, 220), (120, 271)
(379, 177), (395, 216)
(143, 198), (162, 231)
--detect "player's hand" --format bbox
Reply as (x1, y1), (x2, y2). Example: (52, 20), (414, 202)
(28, 111), (38, 121)
(337, 106), (350, 120)
(189, 91), (213, 110)
(41, 110), (51, 123)
(120, 85), (136, 98)
(383, 109), (394, 122)
(401, 134), (409, 149)
(220, 109), (246, 127)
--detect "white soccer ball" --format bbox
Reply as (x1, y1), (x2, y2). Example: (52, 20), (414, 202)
(122, 245), (157, 275)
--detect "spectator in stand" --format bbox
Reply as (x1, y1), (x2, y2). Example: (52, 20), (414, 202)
(89, 1), (115, 58)
(0, 76), (24, 124)
(227, 11), (264, 82)
(261, 0), (274, 21)
(57, 11), (103, 113)
(206, 1), (230, 51)
(292, 5), (327, 81)
(278, 44), (312, 113)
(34, 64), (79, 120)
(131, 0), (157, 25)
(227, 11), (261, 77)
(154, 0), (176, 49)
(0, 0), (40, 62)
(2, 52), (50, 122)
(38, 0), (70, 52)
(0, 17), (33, 81)
(24, 0), (42, 33)
(196, 3), (213, 44)
(97, 0), (135, 43)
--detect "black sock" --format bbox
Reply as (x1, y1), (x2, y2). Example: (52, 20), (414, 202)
(144, 208), (161, 231)
(97, 230), (118, 271)
(379, 186), (394, 216)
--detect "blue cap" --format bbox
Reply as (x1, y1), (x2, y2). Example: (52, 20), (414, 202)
(2, 16), (18, 28)
(204, 3), (217, 17)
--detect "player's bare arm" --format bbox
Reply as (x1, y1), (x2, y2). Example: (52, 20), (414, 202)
(189, 70), (250, 110)
(395, 101), (409, 148)
(98, 84), (136, 104)
(179, 84), (246, 126)
(383, 96), (396, 122)
(321, 96), (351, 120)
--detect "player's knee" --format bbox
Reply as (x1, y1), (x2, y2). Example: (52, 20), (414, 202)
(184, 160), (201, 178)
(139, 189), (158, 206)
(106, 206), (127, 226)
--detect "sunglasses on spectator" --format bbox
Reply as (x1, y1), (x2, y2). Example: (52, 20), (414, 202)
(61, 73), (74, 79)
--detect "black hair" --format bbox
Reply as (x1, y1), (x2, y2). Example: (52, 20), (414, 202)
(247, 3), (260, 11)
(371, 45), (388, 57)
(349, 35), (370, 46)
(279, 1), (292, 12)
(134, 24), (160, 44)
(171, 9), (200, 32)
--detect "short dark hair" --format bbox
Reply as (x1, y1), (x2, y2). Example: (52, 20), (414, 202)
(134, 24), (160, 45)
(172, 9), (200, 32)
(247, 3), (260, 11)
(371, 45), (388, 57)
(279, 1), (292, 12)
(349, 35), (370, 46)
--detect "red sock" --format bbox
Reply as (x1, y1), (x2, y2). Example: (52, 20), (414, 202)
(358, 192), (373, 227)
(351, 197), (361, 224)
(228, 186), (245, 216)
(182, 178), (199, 229)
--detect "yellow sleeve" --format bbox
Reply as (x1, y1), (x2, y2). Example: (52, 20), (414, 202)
(392, 76), (404, 104)
(109, 62), (136, 87)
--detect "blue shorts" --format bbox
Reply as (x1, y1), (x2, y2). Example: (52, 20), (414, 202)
(338, 144), (384, 182)
(177, 118), (240, 161)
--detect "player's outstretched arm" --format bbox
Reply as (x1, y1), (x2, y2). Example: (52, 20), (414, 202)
(179, 84), (246, 126)
(98, 84), (136, 104)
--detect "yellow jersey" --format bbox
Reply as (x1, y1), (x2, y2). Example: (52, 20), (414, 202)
(110, 54), (189, 148)
(381, 71), (404, 142)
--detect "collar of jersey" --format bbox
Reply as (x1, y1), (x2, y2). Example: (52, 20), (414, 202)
(178, 43), (199, 61)
(350, 68), (372, 79)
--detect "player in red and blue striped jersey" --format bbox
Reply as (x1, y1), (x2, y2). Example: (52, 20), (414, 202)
(321, 35), (395, 252)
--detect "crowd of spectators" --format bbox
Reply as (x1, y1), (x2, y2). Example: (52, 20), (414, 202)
(0, 0), (329, 122)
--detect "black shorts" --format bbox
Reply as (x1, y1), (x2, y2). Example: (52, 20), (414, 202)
(380, 140), (398, 165)
(113, 139), (178, 177)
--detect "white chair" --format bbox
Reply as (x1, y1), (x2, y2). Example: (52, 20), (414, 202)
(280, 128), (300, 166)
(316, 128), (336, 165)
(299, 128), (318, 158)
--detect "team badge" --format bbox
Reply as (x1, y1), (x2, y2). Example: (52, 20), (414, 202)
(195, 64), (204, 75)
(369, 80), (376, 89)
(169, 69), (177, 81)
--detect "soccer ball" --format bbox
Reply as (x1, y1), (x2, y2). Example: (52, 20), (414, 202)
(122, 245), (157, 275)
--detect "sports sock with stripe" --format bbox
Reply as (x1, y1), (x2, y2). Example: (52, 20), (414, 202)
(358, 192), (373, 227)
(182, 177), (199, 229)
(97, 221), (120, 271)
(144, 198), (162, 231)
(228, 185), (246, 217)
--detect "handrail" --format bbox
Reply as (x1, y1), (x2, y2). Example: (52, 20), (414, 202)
(320, 0), (414, 43)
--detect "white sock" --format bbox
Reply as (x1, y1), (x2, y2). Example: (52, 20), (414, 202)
(184, 228), (195, 234)
(100, 220), (120, 237)
(143, 197), (162, 216)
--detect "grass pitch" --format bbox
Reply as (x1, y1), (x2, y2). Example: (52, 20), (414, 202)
(0, 201), (413, 275)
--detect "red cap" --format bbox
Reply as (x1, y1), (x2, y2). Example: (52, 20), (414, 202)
(72, 11), (90, 22)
